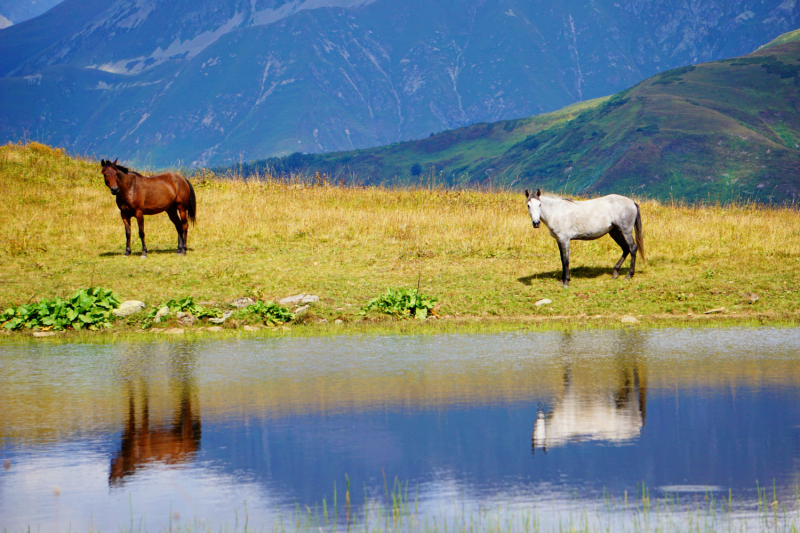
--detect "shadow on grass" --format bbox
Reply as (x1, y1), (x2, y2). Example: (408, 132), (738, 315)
(518, 266), (611, 285)
(99, 248), (194, 257)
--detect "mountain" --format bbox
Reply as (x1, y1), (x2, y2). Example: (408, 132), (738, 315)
(247, 30), (800, 203)
(0, 0), (64, 26)
(0, 0), (799, 168)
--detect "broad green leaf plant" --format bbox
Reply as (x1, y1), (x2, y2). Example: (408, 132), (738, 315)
(363, 288), (437, 320)
(1, 287), (120, 331)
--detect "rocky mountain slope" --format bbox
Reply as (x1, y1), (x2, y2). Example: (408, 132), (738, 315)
(249, 31), (800, 203)
(0, 0), (798, 167)
(0, 0), (63, 26)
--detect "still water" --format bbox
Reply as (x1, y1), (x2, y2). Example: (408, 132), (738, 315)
(1, 328), (800, 531)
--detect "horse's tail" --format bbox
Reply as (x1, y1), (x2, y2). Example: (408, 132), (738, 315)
(185, 176), (197, 226)
(634, 202), (646, 264)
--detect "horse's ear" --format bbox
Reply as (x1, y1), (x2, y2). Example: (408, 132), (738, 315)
(536, 189), (541, 198)
(113, 158), (118, 165)
(524, 189), (530, 199)
(101, 159), (106, 166)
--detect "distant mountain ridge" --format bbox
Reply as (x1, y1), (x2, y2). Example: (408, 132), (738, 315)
(247, 30), (800, 203)
(0, 0), (798, 167)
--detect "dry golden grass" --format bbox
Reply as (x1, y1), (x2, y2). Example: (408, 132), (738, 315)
(1, 141), (799, 332)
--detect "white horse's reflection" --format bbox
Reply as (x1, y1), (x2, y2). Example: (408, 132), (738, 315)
(532, 361), (646, 452)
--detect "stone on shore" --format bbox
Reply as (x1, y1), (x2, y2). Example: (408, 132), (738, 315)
(534, 298), (552, 307)
(279, 294), (320, 306)
(33, 331), (59, 338)
(209, 311), (234, 324)
(231, 297), (256, 308)
(176, 311), (195, 326)
(154, 306), (170, 323)
(113, 301), (146, 317)
(621, 315), (639, 324)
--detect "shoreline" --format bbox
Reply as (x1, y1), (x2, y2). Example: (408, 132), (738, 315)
(2, 310), (797, 345)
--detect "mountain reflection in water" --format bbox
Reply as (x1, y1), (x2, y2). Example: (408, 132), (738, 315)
(1, 328), (800, 532)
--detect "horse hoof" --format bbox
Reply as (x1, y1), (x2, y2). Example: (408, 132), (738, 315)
(612, 271), (619, 279)
(624, 273), (633, 280)
(124, 252), (131, 257)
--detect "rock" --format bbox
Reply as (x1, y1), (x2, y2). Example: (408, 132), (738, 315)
(334, 319), (344, 324)
(0, 329), (10, 335)
(704, 307), (726, 314)
(207, 326), (223, 332)
(208, 311), (234, 324)
(295, 305), (310, 316)
(176, 312), (195, 326)
(315, 318), (329, 324)
(279, 294), (320, 306)
(33, 331), (58, 338)
(149, 328), (165, 333)
(153, 306), (170, 323)
(621, 315), (639, 324)
(243, 325), (260, 332)
(745, 292), (759, 304)
(534, 298), (552, 307)
(164, 328), (184, 335)
(231, 297), (256, 308)
(113, 300), (146, 317)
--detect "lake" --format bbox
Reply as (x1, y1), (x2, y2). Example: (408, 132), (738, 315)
(1, 328), (800, 532)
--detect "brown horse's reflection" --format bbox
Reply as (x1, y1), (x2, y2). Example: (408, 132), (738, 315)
(109, 379), (201, 485)
(532, 350), (647, 453)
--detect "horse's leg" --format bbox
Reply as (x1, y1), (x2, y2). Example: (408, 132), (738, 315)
(121, 214), (132, 256)
(608, 227), (630, 279)
(623, 228), (638, 280)
(136, 212), (147, 258)
(557, 239), (571, 288)
(167, 207), (184, 254)
(177, 205), (189, 254)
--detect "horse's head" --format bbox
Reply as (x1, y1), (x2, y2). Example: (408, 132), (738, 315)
(101, 158), (121, 195)
(524, 189), (542, 229)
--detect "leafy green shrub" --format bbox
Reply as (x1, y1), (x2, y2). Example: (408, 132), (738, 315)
(244, 301), (294, 325)
(162, 296), (220, 319)
(141, 296), (221, 328)
(1, 287), (120, 331)
(363, 288), (437, 320)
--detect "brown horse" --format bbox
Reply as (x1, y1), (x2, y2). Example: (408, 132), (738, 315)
(100, 159), (196, 257)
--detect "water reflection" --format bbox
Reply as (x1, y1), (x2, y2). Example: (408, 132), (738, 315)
(1, 328), (800, 532)
(109, 343), (202, 485)
(532, 356), (647, 452)
(109, 380), (201, 485)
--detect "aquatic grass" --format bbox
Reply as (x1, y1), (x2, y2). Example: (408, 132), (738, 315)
(1, 141), (799, 340)
(10, 482), (800, 532)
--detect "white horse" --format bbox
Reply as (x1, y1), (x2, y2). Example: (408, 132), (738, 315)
(525, 189), (645, 287)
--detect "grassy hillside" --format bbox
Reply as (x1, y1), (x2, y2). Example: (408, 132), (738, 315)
(240, 33), (800, 203)
(1, 142), (799, 340)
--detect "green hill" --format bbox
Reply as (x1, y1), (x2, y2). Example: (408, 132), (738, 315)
(241, 31), (800, 203)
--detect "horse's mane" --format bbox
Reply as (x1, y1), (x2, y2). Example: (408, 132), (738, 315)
(541, 192), (576, 203)
(112, 162), (143, 177)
